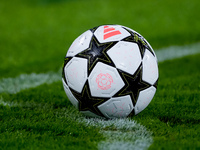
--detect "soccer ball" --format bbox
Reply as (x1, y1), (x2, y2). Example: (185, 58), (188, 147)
(62, 25), (159, 118)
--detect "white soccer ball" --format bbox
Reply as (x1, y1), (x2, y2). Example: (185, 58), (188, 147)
(62, 25), (159, 118)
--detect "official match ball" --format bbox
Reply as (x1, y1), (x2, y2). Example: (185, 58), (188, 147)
(62, 25), (159, 118)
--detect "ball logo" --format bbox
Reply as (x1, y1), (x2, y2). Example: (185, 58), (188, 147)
(96, 73), (113, 90)
(103, 25), (121, 40)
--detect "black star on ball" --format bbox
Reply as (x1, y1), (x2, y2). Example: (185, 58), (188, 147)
(70, 82), (108, 117)
(114, 64), (151, 105)
(122, 28), (155, 58)
(76, 36), (117, 74)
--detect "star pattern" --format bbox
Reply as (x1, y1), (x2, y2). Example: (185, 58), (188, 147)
(63, 27), (158, 117)
(114, 64), (151, 105)
(76, 36), (117, 74)
(122, 28), (155, 58)
(70, 82), (108, 117)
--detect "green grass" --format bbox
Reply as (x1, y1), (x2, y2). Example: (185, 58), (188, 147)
(136, 54), (200, 149)
(1, 0), (200, 78)
(0, 0), (200, 149)
(0, 82), (103, 150)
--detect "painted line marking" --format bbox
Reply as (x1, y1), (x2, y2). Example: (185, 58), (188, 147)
(0, 43), (200, 150)
(0, 72), (60, 94)
(0, 97), (153, 150)
(1, 43), (200, 95)
(156, 42), (200, 62)
(81, 118), (152, 150)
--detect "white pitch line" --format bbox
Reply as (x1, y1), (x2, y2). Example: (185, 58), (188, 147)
(156, 42), (200, 62)
(0, 96), (153, 150)
(0, 95), (153, 150)
(0, 43), (200, 95)
(81, 118), (152, 150)
(0, 72), (61, 94)
(0, 42), (200, 95)
(0, 43), (200, 150)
